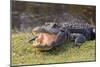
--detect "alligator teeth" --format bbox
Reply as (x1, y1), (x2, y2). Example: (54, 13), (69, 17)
(32, 32), (37, 36)
(32, 32), (40, 37)
(32, 38), (53, 50)
(33, 41), (40, 47)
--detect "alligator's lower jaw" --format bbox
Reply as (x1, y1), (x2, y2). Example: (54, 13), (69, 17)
(32, 41), (53, 51)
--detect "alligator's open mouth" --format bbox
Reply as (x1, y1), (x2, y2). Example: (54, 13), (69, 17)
(30, 28), (57, 50)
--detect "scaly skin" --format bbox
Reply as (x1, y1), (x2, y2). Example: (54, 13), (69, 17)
(29, 17), (95, 50)
(59, 22), (95, 40)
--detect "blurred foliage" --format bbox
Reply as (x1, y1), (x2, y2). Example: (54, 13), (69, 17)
(11, 1), (96, 32)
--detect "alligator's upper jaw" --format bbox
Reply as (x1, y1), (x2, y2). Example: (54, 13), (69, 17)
(32, 26), (46, 34)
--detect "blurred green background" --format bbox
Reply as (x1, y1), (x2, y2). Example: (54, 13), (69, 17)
(11, 1), (96, 32)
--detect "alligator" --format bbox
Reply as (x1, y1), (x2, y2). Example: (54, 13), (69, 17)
(28, 22), (95, 51)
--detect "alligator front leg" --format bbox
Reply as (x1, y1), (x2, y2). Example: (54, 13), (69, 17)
(71, 33), (86, 48)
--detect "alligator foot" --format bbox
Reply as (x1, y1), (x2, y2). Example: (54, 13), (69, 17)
(71, 33), (86, 48)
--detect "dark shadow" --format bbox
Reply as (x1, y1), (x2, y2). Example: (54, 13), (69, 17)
(38, 42), (74, 56)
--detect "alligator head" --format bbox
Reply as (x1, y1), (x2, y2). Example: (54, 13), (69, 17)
(29, 26), (57, 50)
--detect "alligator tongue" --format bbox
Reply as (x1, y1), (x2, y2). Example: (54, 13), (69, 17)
(32, 32), (57, 50)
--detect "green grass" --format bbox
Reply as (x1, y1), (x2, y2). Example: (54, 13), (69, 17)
(11, 32), (96, 66)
